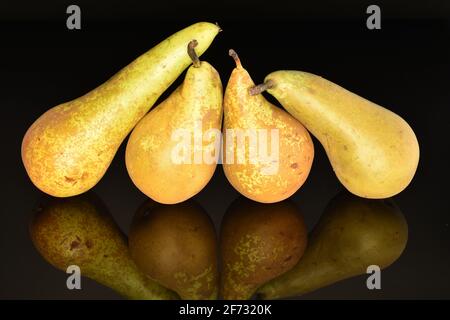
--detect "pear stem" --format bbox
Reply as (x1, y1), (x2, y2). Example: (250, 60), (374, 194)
(229, 49), (243, 68)
(215, 22), (223, 32)
(188, 40), (201, 68)
(249, 80), (275, 95)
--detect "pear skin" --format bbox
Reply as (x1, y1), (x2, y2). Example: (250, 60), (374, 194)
(222, 51), (314, 203)
(129, 200), (219, 300)
(29, 194), (178, 300)
(220, 197), (307, 300)
(257, 191), (408, 299)
(22, 22), (220, 197)
(125, 41), (223, 204)
(260, 71), (419, 199)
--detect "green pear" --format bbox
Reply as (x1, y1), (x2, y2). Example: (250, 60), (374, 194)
(22, 22), (220, 197)
(257, 191), (408, 299)
(29, 194), (179, 300)
(252, 71), (419, 199)
(125, 40), (223, 204)
(220, 197), (308, 300)
(129, 200), (219, 300)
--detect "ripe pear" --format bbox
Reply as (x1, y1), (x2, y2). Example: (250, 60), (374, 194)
(257, 191), (408, 299)
(125, 40), (223, 204)
(220, 197), (307, 300)
(253, 71), (419, 199)
(29, 194), (178, 300)
(129, 200), (218, 300)
(223, 51), (314, 203)
(22, 22), (220, 197)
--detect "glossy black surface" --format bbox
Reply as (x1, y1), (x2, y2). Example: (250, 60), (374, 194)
(1, 1), (450, 299)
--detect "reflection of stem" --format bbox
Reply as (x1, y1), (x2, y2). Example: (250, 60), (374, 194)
(188, 40), (201, 68)
(249, 80), (275, 95)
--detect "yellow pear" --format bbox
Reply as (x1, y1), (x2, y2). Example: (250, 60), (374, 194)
(252, 71), (419, 199)
(29, 194), (179, 300)
(220, 197), (308, 300)
(257, 191), (408, 299)
(125, 40), (223, 204)
(22, 22), (220, 197)
(223, 51), (314, 203)
(129, 200), (219, 300)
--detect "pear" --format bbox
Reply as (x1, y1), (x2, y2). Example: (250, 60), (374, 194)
(220, 197), (307, 300)
(257, 191), (408, 299)
(129, 200), (218, 300)
(252, 71), (419, 199)
(222, 51), (314, 203)
(22, 22), (220, 197)
(29, 194), (178, 300)
(125, 40), (223, 204)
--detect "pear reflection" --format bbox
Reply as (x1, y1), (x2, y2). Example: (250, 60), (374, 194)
(128, 200), (219, 300)
(257, 191), (409, 299)
(29, 193), (178, 300)
(220, 197), (308, 300)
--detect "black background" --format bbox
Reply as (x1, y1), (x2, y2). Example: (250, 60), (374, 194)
(1, 0), (450, 299)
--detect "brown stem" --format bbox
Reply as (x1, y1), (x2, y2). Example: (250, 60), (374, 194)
(228, 49), (243, 68)
(215, 22), (223, 32)
(188, 40), (201, 68)
(249, 80), (275, 95)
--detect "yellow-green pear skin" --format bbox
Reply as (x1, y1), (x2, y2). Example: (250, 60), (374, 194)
(29, 194), (179, 300)
(22, 22), (220, 198)
(264, 71), (420, 199)
(129, 200), (219, 300)
(223, 52), (314, 203)
(125, 48), (223, 204)
(257, 191), (408, 299)
(220, 197), (307, 300)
